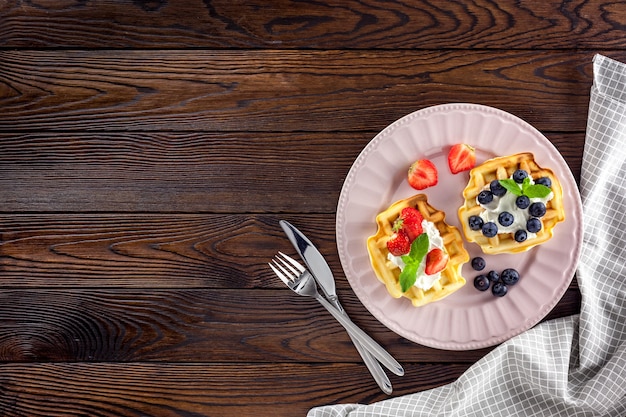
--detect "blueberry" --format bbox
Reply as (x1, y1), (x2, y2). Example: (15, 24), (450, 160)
(498, 211), (514, 227)
(490, 180), (507, 197)
(514, 229), (527, 242)
(526, 217), (542, 233)
(474, 275), (490, 291)
(487, 270), (500, 282)
(469, 215), (484, 231)
(516, 195), (530, 209)
(513, 169), (528, 183)
(535, 177), (552, 187)
(492, 282), (508, 297)
(482, 222), (498, 238)
(501, 268), (520, 285)
(471, 257), (486, 271)
(529, 202), (547, 217)
(477, 190), (494, 205)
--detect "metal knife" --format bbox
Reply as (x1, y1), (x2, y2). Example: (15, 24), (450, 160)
(279, 220), (403, 393)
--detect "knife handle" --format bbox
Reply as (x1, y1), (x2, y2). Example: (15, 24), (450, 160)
(315, 294), (404, 377)
(351, 331), (393, 394)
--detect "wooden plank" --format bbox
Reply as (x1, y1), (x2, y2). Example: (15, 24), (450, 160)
(0, 132), (584, 213)
(0, 214), (294, 287)
(0, 288), (580, 363)
(0, 133), (362, 213)
(0, 50), (620, 132)
(2, 0), (626, 49)
(0, 213), (581, 291)
(0, 362), (471, 416)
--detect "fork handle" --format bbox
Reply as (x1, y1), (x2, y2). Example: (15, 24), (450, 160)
(314, 295), (404, 377)
(329, 300), (392, 394)
(350, 328), (393, 394)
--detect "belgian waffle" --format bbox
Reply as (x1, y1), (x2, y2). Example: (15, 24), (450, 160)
(366, 194), (469, 307)
(458, 152), (565, 254)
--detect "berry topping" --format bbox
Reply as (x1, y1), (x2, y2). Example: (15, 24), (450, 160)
(468, 215), (484, 231)
(501, 268), (520, 285)
(471, 257), (486, 271)
(486, 270), (500, 282)
(482, 222), (498, 238)
(535, 177), (552, 187)
(526, 217), (542, 233)
(477, 190), (494, 205)
(513, 169), (528, 183)
(516, 195), (530, 209)
(514, 229), (528, 242)
(490, 180), (507, 197)
(393, 207), (424, 242)
(492, 282), (508, 297)
(386, 231), (411, 256)
(529, 202), (547, 217)
(424, 248), (449, 275)
(498, 211), (514, 227)
(474, 275), (490, 291)
(408, 159), (438, 190)
(447, 143), (476, 174)
(399, 207), (422, 221)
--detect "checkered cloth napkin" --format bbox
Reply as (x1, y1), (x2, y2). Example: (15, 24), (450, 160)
(308, 54), (626, 417)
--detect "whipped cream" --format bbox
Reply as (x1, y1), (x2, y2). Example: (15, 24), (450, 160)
(478, 177), (553, 239)
(387, 219), (445, 291)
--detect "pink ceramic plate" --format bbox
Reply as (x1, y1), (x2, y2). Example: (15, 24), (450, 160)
(336, 103), (582, 350)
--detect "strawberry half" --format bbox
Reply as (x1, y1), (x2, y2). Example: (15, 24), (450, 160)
(393, 207), (423, 242)
(407, 159), (438, 190)
(386, 231), (411, 256)
(448, 143), (476, 174)
(424, 248), (449, 275)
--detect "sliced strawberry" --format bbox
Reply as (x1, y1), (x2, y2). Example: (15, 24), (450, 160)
(386, 231), (411, 256)
(393, 207), (423, 242)
(424, 248), (449, 275)
(448, 143), (476, 174)
(407, 159), (438, 190)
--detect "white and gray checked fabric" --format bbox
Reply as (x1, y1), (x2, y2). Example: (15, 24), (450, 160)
(308, 54), (626, 417)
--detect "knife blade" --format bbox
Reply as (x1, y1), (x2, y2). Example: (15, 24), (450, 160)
(279, 220), (404, 389)
(279, 220), (339, 305)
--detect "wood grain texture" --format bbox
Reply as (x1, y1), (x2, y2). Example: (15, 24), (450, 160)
(0, 288), (580, 363)
(0, 132), (584, 213)
(0, 214), (293, 287)
(0, 133), (361, 213)
(2, 0), (626, 49)
(0, 362), (471, 416)
(0, 50), (619, 132)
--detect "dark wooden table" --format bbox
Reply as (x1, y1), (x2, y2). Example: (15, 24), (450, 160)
(1, 1), (622, 415)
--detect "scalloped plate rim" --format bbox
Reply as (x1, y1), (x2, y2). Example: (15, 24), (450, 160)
(336, 103), (583, 350)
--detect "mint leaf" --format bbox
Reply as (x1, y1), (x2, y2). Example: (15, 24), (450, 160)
(521, 177), (531, 193)
(524, 184), (552, 198)
(407, 233), (429, 261)
(399, 233), (429, 292)
(399, 263), (419, 292)
(499, 179), (523, 196)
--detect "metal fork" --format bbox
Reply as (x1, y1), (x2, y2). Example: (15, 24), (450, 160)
(269, 252), (404, 377)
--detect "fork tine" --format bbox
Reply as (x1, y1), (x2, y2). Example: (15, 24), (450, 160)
(268, 262), (291, 285)
(275, 254), (302, 278)
(278, 251), (306, 273)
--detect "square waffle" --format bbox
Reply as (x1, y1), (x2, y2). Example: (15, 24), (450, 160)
(366, 194), (469, 307)
(458, 152), (565, 254)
